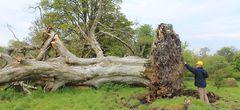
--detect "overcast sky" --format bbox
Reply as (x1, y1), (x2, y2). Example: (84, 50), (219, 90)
(0, 0), (240, 53)
(0, 0), (38, 45)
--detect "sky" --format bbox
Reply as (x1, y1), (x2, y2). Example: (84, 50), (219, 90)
(121, 0), (240, 53)
(0, 0), (38, 45)
(0, 0), (240, 53)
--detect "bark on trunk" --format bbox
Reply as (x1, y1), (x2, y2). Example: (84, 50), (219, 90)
(0, 57), (149, 89)
(0, 35), (150, 91)
(89, 35), (104, 58)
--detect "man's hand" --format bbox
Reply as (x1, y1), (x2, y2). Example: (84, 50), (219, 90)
(184, 61), (187, 65)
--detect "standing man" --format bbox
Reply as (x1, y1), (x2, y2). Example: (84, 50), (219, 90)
(185, 61), (209, 103)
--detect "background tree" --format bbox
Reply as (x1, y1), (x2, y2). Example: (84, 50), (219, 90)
(0, 46), (4, 52)
(135, 24), (154, 58)
(0, 46), (6, 68)
(202, 55), (235, 88)
(233, 53), (240, 72)
(202, 55), (230, 75)
(199, 47), (210, 58)
(217, 46), (237, 62)
(28, 0), (134, 58)
(182, 42), (198, 77)
(232, 53), (240, 80)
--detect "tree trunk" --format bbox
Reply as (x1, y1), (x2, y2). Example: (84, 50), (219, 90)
(0, 23), (184, 96)
(0, 56), (149, 89)
(89, 35), (104, 58)
(140, 45), (146, 57)
(0, 35), (150, 91)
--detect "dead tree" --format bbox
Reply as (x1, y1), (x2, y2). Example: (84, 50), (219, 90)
(0, 23), (184, 97)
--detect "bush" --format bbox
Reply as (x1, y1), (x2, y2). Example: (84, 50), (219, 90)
(216, 46), (237, 62)
(231, 72), (240, 80)
(215, 77), (238, 88)
(233, 53), (240, 72)
(214, 78), (224, 89)
(203, 55), (229, 75)
(222, 78), (238, 87)
(213, 66), (235, 88)
(183, 48), (198, 77)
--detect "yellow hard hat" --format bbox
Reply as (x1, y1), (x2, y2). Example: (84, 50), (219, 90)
(196, 61), (203, 66)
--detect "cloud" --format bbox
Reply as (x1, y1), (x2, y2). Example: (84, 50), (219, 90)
(0, 0), (239, 53)
(121, 0), (239, 23)
(191, 32), (240, 40)
(0, 0), (39, 46)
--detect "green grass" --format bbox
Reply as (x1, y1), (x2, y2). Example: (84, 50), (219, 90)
(0, 81), (240, 110)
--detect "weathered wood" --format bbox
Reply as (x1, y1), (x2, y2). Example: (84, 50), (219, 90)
(6, 81), (37, 95)
(51, 35), (148, 66)
(0, 34), (150, 91)
(36, 28), (56, 61)
(0, 57), (149, 91)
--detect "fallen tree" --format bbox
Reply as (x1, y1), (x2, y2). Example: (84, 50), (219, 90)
(0, 23), (184, 97)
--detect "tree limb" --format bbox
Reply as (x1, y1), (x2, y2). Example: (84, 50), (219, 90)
(29, 5), (44, 21)
(51, 36), (147, 65)
(98, 22), (134, 37)
(0, 58), (149, 91)
(6, 24), (20, 41)
(83, 76), (150, 88)
(0, 53), (15, 63)
(36, 32), (56, 61)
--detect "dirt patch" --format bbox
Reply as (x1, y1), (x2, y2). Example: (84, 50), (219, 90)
(183, 89), (220, 103)
(134, 89), (220, 104)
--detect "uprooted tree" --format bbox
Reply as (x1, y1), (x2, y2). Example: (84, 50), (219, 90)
(0, 23), (184, 96)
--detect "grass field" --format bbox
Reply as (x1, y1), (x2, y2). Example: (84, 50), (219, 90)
(0, 80), (239, 110)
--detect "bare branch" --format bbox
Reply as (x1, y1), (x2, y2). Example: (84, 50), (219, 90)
(50, 35), (147, 65)
(98, 22), (134, 38)
(6, 45), (39, 57)
(6, 24), (20, 41)
(29, 5), (44, 20)
(100, 31), (135, 55)
(62, 7), (89, 40)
